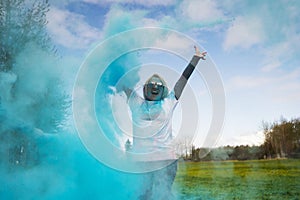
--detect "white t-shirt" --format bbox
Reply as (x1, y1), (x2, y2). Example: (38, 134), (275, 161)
(128, 91), (178, 161)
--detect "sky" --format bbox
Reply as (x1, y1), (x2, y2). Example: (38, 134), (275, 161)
(47, 0), (300, 147)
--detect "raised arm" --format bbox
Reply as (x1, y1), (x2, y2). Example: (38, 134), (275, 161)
(174, 46), (206, 100)
(123, 87), (133, 99)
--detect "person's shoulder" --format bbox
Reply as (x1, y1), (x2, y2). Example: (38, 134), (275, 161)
(165, 91), (178, 104)
(128, 90), (144, 105)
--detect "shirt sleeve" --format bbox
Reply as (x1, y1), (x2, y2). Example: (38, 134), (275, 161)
(174, 55), (201, 100)
(128, 91), (143, 110)
(166, 91), (179, 109)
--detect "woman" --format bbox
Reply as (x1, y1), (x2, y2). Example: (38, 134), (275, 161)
(124, 46), (206, 199)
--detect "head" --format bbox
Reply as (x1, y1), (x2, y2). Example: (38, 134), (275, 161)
(143, 74), (169, 101)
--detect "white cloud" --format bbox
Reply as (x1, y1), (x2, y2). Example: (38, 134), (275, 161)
(270, 68), (300, 103)
(223, 16), (265, 51)
(261, 60), (281, 72)
(262, 42), (290, 64)
(83, 0), (176, 7)
(228, 66), (300, 90)
(47, 7), (102, 49)
(141, 18), (160, 27)
(179, 0), (225, 22)
(220, 131), (265, 146)
(82, 0), (100, 4)
(260, 33), (300, 72)
(153, 33), (193, 56)
(227, 75), (271, 90)
(227, 67), (300, 106)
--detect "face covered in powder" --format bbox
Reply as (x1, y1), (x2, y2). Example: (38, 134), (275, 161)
(143, 74), (168, 101)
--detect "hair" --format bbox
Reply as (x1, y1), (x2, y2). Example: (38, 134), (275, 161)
(143, 74), (169, 99)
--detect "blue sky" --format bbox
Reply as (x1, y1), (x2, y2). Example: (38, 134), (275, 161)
(47, 0), (300, 147)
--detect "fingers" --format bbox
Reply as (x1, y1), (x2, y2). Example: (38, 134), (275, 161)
(194, 45), (207, 60)
(194, 46), (200, 53)
(200, 52), (207, 60)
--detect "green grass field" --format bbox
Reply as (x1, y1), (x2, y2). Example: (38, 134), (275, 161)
(173, 159), (300, 200)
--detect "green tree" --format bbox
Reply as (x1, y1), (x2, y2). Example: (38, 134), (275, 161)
(0, 0), (54, 71)
(0, 0), (69, 168)
(0, 0), (69, 132)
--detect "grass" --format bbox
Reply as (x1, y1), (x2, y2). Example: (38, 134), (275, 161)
(173, 159), (300, 200)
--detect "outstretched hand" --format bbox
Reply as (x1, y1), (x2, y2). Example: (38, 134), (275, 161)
(194, 46), (207, 60)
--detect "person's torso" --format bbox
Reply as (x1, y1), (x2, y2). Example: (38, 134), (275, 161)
(128, 92), (178, 161)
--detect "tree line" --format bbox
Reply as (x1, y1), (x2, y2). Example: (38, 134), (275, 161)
(185, 117), (300, 161)
(262, 117), (300, 159)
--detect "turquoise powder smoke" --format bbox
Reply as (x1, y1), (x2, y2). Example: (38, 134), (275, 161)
(0, 9), (152, 200)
